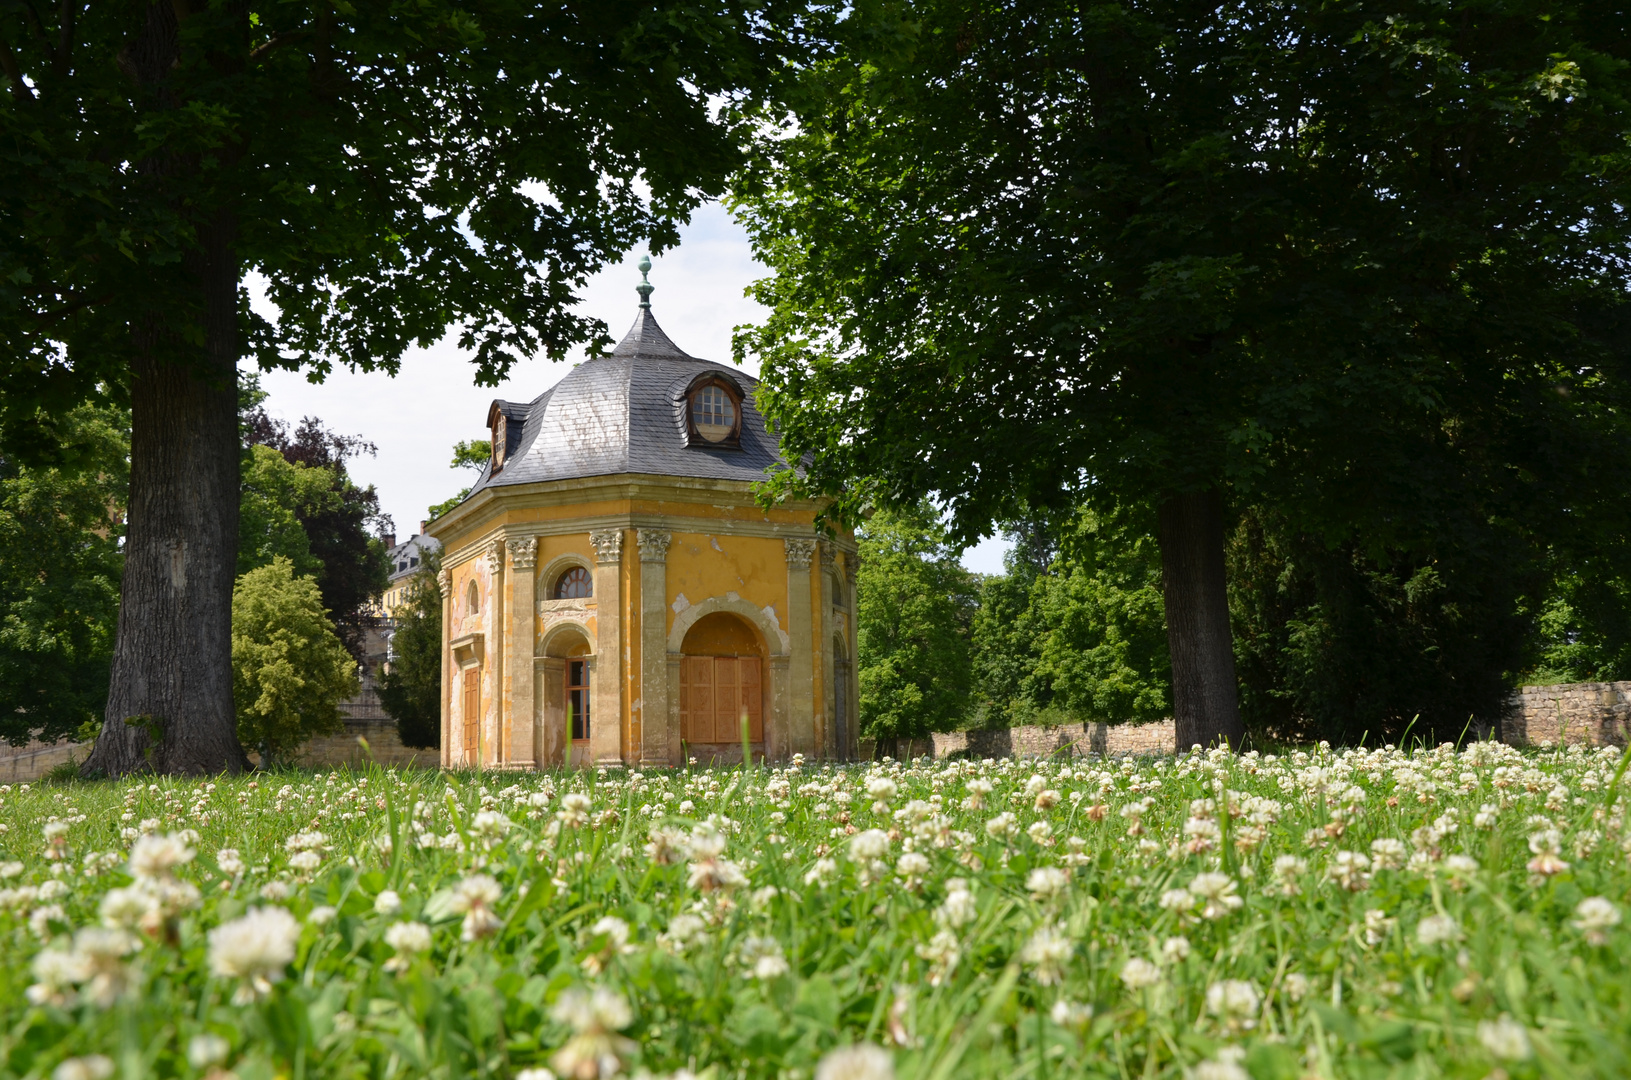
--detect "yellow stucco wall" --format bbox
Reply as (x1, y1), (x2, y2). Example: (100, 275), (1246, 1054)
(428, 474), (855, 768)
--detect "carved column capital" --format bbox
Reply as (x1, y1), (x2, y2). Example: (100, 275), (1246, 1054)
(590, 529), (624, 565)
(485, 540), (505, 575)
(819, 544), (836, 571)
(506, 537), (538, 570)
(437, 569), (452, 598)
(636, 529), (671, 562)
(784, 538), (817, 570)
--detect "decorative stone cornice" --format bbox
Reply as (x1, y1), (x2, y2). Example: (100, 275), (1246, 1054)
(819, 544), (836, 571)
(590, 529), (624, 565)
(507, 537), (538, 570)
(636, 529), (671, 563)
(437, 569), (452, 599)
(785, 538), (816, 571)
(485, 540), (504, 575)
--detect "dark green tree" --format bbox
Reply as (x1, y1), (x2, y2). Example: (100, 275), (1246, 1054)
(735, 0), (1631, 750)
(2, 0), (814, 775)
(856, 503), (977, 755)
(378, 554), (444, 750)
(0, 405), (127, 746)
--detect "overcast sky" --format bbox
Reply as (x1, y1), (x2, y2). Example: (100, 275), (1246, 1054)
(246, 202), (1011, 575)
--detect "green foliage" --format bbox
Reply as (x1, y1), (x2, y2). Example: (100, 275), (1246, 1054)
(378, 555), (444, 750)
(972, 510), (1170, 730)
(0, 405), (127, 746)
(1527, 563), (1631, 685)
(427, 439), (494, 522)
(237, 444), (335, 581)
(856, 503), (976, 745)
(231, 558), (358, 763)
(1229, 510), (1539, 746)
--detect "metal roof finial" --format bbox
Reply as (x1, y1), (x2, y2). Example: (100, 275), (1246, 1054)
(636, 254), (654, 309)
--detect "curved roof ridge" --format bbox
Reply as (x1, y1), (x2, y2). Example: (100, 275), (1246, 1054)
(607, 307), (692, 362)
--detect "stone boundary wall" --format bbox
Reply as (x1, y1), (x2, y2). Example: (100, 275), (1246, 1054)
(861, 719), (1178, 762)
(1505, 681), (1631, 748)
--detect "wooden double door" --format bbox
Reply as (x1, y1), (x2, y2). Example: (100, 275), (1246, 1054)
(680, 655), (764, 743)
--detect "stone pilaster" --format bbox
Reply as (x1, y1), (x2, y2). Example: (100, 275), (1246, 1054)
(785, 538), (817, 759)
(819, 544), (836, 759)
(437, 568), (453, 768)
(844, 554), (860, 761)
(589, 528), (625, 765)
(506, 537), (538, 767)
(485, 540), (504, 767)
(636, 529), (672, 767)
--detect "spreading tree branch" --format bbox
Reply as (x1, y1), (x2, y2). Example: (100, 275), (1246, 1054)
(0, 32), (36, 100)
(249, 28), (309, 63)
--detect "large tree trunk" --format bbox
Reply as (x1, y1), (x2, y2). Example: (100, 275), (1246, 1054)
(84, 2), (250, 777)
(84, 211), (249, 776)
(1157, 489), (1243, 750)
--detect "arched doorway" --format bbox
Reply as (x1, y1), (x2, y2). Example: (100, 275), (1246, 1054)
(538, 625), (593, 767)
(680, 612), (766, 763)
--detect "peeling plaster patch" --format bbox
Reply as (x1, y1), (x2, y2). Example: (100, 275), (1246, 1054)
(726, 591), (740, 602)
(671, 593), (690, 614)
(710, 536), (724, 552)
(763, 604), (780, 627)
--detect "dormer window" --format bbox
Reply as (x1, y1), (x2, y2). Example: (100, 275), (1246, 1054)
(685, 375), (743, 449)
(487, 400), (523, 474)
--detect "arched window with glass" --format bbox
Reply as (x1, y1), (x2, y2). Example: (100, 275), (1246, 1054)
(553, 566), (592, 600)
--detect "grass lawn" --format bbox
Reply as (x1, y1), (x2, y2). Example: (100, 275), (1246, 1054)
(1, 740), (1627, 1079)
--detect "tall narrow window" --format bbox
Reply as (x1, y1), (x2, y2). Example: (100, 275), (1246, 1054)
(567, 660), (590, 742)
(462, 667), (480, 755)
(466, 580), (479, 616)
(554, 566), (592, 599)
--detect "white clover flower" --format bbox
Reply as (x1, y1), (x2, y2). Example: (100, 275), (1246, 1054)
(128, 833), (194, 881)
(815, 1043), (894, 1080)
(289, 850), (323, 874)
(549, 987), (637, 1079)
(1477, 1014), (1532, 1060)
(215, 849), (244, 876)
(382, 920), (433, 972)
(557, 793), (592, 828)
(937, 880), (978, 929)
(1283, 973), (1311, 1001)
(740, 934), (790, 980)
(260, 880), (292, 901)
(515, 1070), (556, 1080)
(1119, 957), (1162, 991)
(308, 905), (338, 926)
(1328, 851), (1372, 892)
(1362, 908), (1396, 947)
(450, 874), (503, 941)
(916, 929), (960, 986)
(985, 812), (1019, 839)
(1160, 935), (1191, 963)
(1194, 1048), (1249, 1080)
(187, 1034), (230, 1070)
(374, 890), (402, 916)
(1026, 867), (1068, 902)
(896, 852), (931, 887)
(804, 857), (839, 887)
(1415, 913), (1461, 947)
(207, 906), (301, 1003)
(849, 829), (891, 861)
(1369, 838), (1407, 871)
(1050, 998), (1093, 1029)
(472, 809), (512, 838)
(1573, 896), (1621, 946)
(1205, 980), (1262, 1030)
(1158, 888), (1196, 913)
(1271, 854), (1307, 896)
(658, 913), (708, 953)
(1187, 872), (1242, 919)
(1474, 804), (1499, 828)
(52, 1056), (114, 1080)
(1019, 923), (1071, 985)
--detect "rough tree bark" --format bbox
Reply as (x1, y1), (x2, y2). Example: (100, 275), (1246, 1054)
(1156, 489), (1244, 750)
(82, 2), (250, 776)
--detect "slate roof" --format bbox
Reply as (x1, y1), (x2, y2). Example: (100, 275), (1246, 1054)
(463, 304), (787, 498)
(386, 534), (441, 583)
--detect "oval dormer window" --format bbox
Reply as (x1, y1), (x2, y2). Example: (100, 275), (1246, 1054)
(693, 385), (735, 442)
